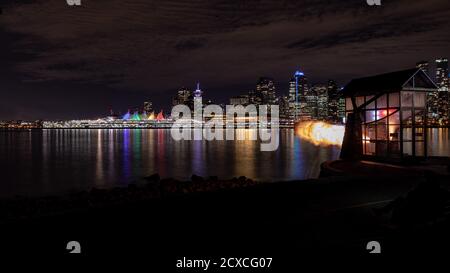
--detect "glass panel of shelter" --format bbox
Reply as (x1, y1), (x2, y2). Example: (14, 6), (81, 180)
(361, 92), (402, 157)
(347, 89), (427, 158)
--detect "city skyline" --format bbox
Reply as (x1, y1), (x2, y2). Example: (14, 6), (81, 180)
(1, 61), (449, 123)
(2, 1), (450, 261)
(1, 0), (450, 120)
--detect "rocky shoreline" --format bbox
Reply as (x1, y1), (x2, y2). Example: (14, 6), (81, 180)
(0, 174), (259, 223)
(2, 170), (450, 256)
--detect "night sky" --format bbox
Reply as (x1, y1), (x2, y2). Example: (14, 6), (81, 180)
(1, 0), (449, 120)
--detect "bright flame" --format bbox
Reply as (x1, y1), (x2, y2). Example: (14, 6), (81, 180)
(296, 121), (345, 146)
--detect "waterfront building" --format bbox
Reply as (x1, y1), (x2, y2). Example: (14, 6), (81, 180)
(0, 120), (43, 129)
(156, 110), (165, 121)
(147, 112), (156, 120)
(342, 68), (438, 158)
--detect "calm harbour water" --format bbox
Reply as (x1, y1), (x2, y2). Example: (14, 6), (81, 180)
(0, 128), (448, 197)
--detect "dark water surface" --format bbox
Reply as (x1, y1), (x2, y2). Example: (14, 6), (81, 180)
(0, 128), (448, 197)
(0, 129), (341, 197)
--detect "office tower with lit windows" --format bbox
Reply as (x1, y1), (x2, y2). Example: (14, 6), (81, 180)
(173, 87), (193, 108)
(143, 101), (153, 113)
(248, 89), (263, 105)
(327, 80), (339, 123)
(288, 71), (309, 121)
(305, 82), (318, 119)
(436, 58), (449, 91)
(288, 78), (298, 120)
(300, 77), (311, 119)
(337, 94), (346, 123)
(436, 58), (449, 125)
(437, 91), (449, 125)
(313, 84), (327, 121)
(427, 91), (440, 125)
(299, 75), (314, 119)
(256, 77), (277, 105)
(278, 95), (291, 122)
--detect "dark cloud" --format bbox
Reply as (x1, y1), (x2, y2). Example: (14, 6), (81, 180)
(0, 0), (449, 119)
(175, 38), (207, 51)
(286, 16), (446, 50)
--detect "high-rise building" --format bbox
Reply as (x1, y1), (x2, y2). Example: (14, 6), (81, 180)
(288, 78), (298, 121)
(427, 91), (440, 125)
(143, 101), (153, 113)
(327, 80), (339, 122)
(337, 94), (346, 123)
(304, 80), (318, 119)
(313, 84), (328, 121)
(248, 89), (262, 105)
(278, 95), (291, 122)
(256, 77), (276, 104)
(436, 58), (449, 125)
(288, 71), (308, 121)
(437, 92), (449, 125)
(436, 58), (449, 91)
(173, 87), (193, 109)
(421, 59), (447, 125)
(416, 61), (429, 75)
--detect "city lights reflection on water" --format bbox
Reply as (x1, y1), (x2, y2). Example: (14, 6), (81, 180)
(0, 128), (448, 197)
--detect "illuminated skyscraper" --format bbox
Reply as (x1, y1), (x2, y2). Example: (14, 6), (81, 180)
(248, 89), (262, 105)
(304, 80), (317, 119)
(143, 101), (153, 113)
(437, 92), (449, 125)
(436, 58), (449, 91)
(288, 78), (297, 120)
(173, 87), (193, 108)
(337, 94), (346, 123)
(327, 80), (339, 122)
(313, 84), (328, 121)
(256, 77), (276, 104)
(288, 71), (308, 121)
(278, 95), (290, 122)
(436, 58), (449, 125)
